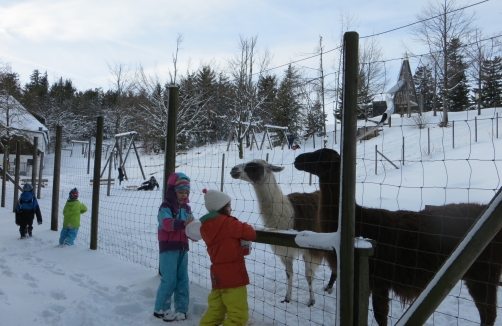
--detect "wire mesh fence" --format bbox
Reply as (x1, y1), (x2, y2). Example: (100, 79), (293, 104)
(2, 108), (502, 325)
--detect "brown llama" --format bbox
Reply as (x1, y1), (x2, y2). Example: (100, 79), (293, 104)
(230, 160), (336, 307)
(294, 148), (502, 326)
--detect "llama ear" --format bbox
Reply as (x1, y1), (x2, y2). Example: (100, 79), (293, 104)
(267, 164), (285, 173)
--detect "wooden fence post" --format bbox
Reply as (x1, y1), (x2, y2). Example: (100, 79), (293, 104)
(220, 153), (225, 192)
(354, 244), (374, 326)
(1, 145), (8, 207)
(375, 145), (378, 175)
(31, 137), (38, 197)
(475, 117), (478, 142)
(163, 86), (179, 200)
(37, 151), (44, 199)
(13, 141), (20, 212)
(90, 117), (104, 250)
(339, 30), (359, 326)
(428, 128), (430, 156)
(51, 126), (62, 231)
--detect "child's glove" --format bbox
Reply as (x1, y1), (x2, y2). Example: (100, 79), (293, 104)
(38, 221), (42, 225)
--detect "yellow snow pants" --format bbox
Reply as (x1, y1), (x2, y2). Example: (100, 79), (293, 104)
(199, 286), (249, 326)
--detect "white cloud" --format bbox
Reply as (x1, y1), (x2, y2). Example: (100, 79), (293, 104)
(0, 0), (235, 42)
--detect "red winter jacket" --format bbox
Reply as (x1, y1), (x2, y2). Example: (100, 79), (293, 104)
(200, 211), (256, 289)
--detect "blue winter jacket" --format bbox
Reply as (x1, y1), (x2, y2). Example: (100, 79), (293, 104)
(15, 191), (43, 224)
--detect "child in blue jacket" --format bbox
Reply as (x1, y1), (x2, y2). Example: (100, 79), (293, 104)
(15, 183), (42, 238)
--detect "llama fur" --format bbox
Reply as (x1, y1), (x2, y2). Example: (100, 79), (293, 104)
(294, 148), (502, 326)
(230, 159), (333, 306)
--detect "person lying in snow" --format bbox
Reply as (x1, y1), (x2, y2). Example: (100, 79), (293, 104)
(137, 176), (160, 191)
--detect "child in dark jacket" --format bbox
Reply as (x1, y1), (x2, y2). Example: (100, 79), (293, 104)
(59, 188), (87, 246)
(199, 189), (256, 326)
(137, 176), (159, 191)
(153, 172), (194, 322)
(15, 183), (42, 238)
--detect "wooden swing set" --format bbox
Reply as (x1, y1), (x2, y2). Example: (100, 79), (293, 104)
(226, 122), (289, 151)
(100, 131), (146, 180)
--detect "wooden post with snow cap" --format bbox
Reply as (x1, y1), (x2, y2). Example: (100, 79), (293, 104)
(354, 238), (374, 326)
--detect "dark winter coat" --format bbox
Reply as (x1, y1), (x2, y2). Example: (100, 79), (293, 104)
(15, 191), (42, 225)
(118, 167), (124, 181)
(141, 179), (159, 190)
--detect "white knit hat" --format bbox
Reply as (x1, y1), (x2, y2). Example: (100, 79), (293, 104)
(203, 188), (231, 212)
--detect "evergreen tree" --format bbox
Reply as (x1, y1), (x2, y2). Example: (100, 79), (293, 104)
(271, 64), (303, 144)
(303, 97), (326, 141)
(414, 64), (435, 112)
(22, 70), (50, 116)
(257, 74), (277, 126)
(480, 56), (502, 108)
(0, 71), (22, 99)
(212, 72), (233, 142)
(195, 66), (218, 145)
(178, 71), (200, 148)
(49, 77), (77, 113)
(446, 38), (470, 112)
(74, 88), (103, 140)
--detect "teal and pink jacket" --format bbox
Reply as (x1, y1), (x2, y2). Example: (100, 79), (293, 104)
(157, 173), (193, 253)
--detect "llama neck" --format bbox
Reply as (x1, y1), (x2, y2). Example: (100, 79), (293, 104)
(318, 173), (340, 233)
(252, 174), (294, 229)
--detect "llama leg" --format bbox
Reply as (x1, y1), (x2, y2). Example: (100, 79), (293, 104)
(324, 251), (338, 293)
(325, 272), (336, 294)
(280, 255), (293, 303)
(464, 279), (498, 326)
(303, 250), (323, 307)
(371, 285), (390, 326)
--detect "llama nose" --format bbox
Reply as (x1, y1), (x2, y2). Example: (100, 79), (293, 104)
(230, 167), (241, 179)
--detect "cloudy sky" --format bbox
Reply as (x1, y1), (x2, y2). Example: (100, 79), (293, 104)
(0, 0), (501, 92)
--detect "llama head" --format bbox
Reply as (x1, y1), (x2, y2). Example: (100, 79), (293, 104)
(294, 148), (341, 178)
(230, 160), (285, 185)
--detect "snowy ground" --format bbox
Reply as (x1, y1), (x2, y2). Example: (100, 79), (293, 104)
(1, 108), (502, 325)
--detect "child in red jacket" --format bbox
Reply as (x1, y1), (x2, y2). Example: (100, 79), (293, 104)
(199, 189), (256, 326)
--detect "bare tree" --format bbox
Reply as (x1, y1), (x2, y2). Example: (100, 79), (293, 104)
(106, 61), (137, 136)
(465, 29), (501, 115)
(0, 63), (28, 147)
(330, 12), (359, 112)
(358, 37), (388, 112)
(168, 33), (184, 85)
(136, 34), (208, 151)
(225, 35), (271, 158)
(411, 0), (475, 126)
